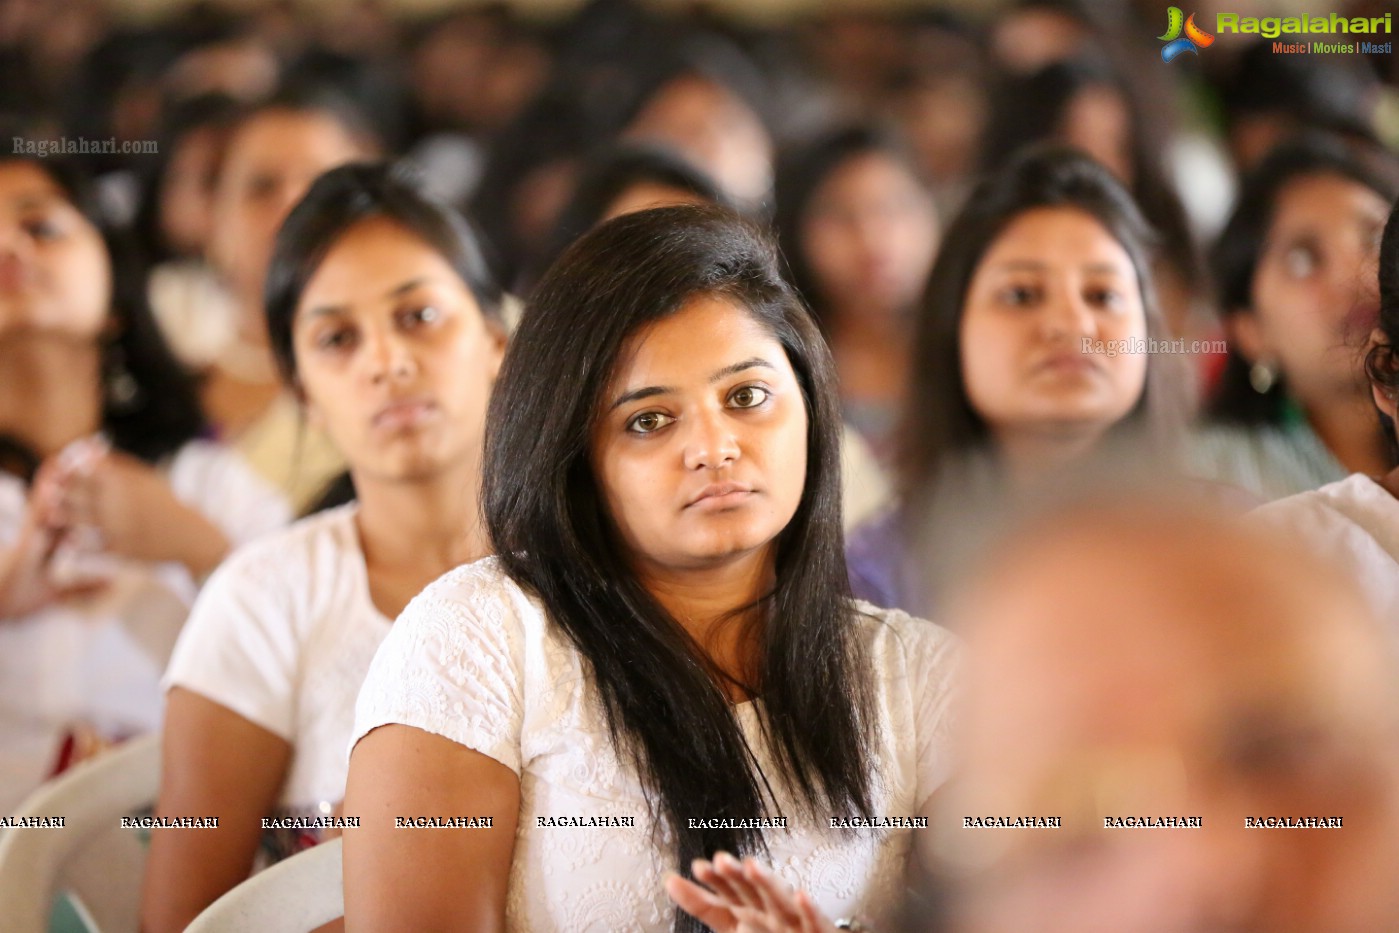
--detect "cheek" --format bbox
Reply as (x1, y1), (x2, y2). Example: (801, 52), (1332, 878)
(960, 311), (1017, 411)
(49, 241), (111, 336)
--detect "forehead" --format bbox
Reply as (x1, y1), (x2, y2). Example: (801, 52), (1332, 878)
(0, 162), (70, 208)
(296, 217), (462, 309)
(225, 109), (359, 169)
(977, 206), (1135, 271)
(1271, 172), (1389, 229)
(607, 294), (789, 387)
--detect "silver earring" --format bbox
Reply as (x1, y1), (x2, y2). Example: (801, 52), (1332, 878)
(104, 344), (142, 412)
(1249, 360), (1277, 395)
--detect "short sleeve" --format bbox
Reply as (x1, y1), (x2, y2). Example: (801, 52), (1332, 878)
(163, 543), (301, 739)
(351, 563), (526, 776)
(910, 622), (960, 816)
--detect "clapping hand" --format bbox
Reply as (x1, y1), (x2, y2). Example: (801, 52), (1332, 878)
(0, 452), (108, 619)
(48, 437), (228, 576)
(665, 851), (840, 933)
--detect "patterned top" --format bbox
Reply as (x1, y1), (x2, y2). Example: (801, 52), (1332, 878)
(351, 556), (959, 932)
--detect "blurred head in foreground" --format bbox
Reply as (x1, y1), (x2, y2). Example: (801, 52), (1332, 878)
(935, 490), (1399, 933)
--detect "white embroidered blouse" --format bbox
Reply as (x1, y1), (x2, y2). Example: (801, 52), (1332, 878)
(351, 556), (958, 931)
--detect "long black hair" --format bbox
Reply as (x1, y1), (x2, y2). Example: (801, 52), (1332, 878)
(0, 154), (206, 476)
(899, 145), (1184, 508)
(1364, 187), (1399, 461)
(1209, 133), (1399, 426)
(483, 203), (873, 930)
(265, 161), (505, 511)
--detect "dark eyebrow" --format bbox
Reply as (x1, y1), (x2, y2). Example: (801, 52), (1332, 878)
(301, 277), (434, 321)
(607, 357), (777, 412)
(709, 357), (776, 383)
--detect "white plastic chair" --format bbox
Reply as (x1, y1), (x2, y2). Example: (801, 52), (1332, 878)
(184, 837), (344, 932)
(0, 733), (160, 933)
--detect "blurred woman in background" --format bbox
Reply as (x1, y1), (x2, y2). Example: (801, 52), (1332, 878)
(776, 125), (939, 461)
(0, 154), (287, 814)
(177, 85), (379, 511)
(1196, 134), (1399, 501)
(847, 146), (1185, 614)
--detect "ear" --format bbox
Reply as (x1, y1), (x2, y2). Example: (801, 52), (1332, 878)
(485, 319), (508, 383)
(1224, 308), (1268, 365)
(1369, 327), (1398, 422)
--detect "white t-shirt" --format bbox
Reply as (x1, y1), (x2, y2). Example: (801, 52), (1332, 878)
(0, 440), (290, 814)
(165, 504), (391, 813)
(351, 557), (958, 931)
(1250, 473), (1399, 624)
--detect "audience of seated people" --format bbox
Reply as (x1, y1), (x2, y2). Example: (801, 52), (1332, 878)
(0, 2), (1396, 930)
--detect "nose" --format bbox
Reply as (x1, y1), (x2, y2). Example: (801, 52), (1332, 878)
(363, 326), (416, 384)
(681, 406), (740, 471)
(1039, 284), (1097, 341)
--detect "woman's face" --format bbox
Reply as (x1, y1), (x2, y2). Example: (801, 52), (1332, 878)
(208, 108), (367, 307)
(291, 216), (505, 485)
(591, 295), (809, 577)
(1060, 84), (1134, 186)
(159, 123), (227, 258)
(1239, 173), (1389, 405)
(624, 75), (773, 208)
(802, 150), (939, 320)
(0, 161), (111, 339)
(960, 206), (1149, 448)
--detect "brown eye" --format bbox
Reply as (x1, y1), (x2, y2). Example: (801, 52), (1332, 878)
(729, 386), (770, 409)
(626, 411), (675, 434)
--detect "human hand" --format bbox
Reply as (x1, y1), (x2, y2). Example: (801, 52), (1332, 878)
(0, 457), (107, 619)
(665, 851), (840, 933)
(51, 439), (228, 575)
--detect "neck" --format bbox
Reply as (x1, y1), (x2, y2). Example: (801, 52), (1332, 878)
(637, 547), (774, 691)
(354, 457), (490, 577)
(829, 302), (908, 346)
(995, 422), (1106, 490)
(0, 333), (103, 457)
(1304, 392), (1389, 477)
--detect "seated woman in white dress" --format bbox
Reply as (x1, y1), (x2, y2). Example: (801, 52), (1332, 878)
(141, 163), (507, 932)
(1251, 194), (1399, 624)
(343, 204), (958, 932)
(0, 155), (289, 815)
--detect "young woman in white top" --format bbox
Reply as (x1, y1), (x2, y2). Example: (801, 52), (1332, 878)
(343, 204), (958, 932)
(1251, 194), (1399, 625)
(141, 163), (506, 932)
(0, 155), (288, 814)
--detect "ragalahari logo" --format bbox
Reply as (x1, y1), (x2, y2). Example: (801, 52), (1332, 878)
(1159, 6), (1215, 61)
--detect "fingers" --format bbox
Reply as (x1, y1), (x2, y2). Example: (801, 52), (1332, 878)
(793, 890), (837, 933)
(664, 870), (736, 931)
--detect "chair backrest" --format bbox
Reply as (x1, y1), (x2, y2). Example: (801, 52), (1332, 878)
(0, 734), (161, 933)
(184, 837), (344, 933)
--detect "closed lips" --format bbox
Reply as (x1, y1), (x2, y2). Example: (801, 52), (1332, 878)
(686, 482), (754, 507)
(373, 399), (436, 427)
